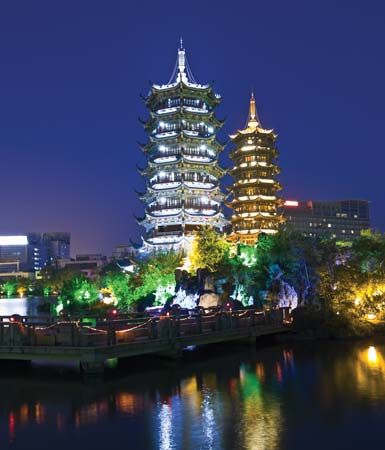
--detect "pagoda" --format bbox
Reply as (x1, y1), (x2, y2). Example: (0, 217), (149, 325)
(138, 41), (227, 252)
(228, 93), (284, 244)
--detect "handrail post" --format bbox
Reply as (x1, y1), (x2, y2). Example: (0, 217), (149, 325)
(108, 322), (116, 345)
(250, 309), (255, 328)
(150, 319), (158, 339)
(196, 315), (202, 334)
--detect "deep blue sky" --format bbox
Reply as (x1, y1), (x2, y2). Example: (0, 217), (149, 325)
(0, 0), (384, 255)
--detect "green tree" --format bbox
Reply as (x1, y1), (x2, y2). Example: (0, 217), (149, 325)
(103, 272), (132, 307)
(59, 276), (99, 307)
(189, 226), (230, 273)
(2, 280), (17, 298)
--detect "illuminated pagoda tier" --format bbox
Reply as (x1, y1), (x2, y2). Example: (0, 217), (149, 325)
(228, 93), (284, 244)
(138, 41), (228, 252)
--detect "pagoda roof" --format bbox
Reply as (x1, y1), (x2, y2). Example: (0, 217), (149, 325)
(148, 108), (223, 126)
(229, 93), (276, 140)
(146, 42), (221, 106)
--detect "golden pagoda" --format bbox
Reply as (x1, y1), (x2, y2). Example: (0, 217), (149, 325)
(228, 93), (284, 244)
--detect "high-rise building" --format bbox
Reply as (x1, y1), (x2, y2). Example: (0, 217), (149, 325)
(283, 199), (371, 240)
(138, 42), (227, 252)
(27, 232), (70, 271)
(228, 93), (284, 244)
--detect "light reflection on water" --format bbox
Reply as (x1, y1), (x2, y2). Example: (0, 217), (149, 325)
(3, 341), (385, 449)
(0, 297), (50, 317)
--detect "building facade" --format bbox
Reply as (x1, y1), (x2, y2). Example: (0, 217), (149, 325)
(28, 232), (70, 271)
(0, 232), (70, 274)
(283, 199), (370, 240)
(138, 42), (227, 252)
(57, 254), (107, 279)
(228, 93), (284, 244)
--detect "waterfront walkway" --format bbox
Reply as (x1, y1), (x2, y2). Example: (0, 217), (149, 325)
(0, 309), (289, 376)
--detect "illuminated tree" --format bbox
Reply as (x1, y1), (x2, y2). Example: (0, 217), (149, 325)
(103, 272), (132, 307)
(132, 252), (183, 306)
(189, 226), (230, 273)
(59, 277), (99, 307)
(2, 281), (17, 298)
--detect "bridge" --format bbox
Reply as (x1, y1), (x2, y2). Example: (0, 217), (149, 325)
(0, 309), (289, 378)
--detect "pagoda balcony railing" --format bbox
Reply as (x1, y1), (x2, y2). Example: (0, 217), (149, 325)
(150, 174), (215, 184)
(185, 205), (220, 215)
(155, 106), (210, 115)
(148, 203), (183, 212)
(150, 180), (182, 190)
(151, 148), (215, 161)
(155, 98), (211, 112)
(183, 106), (209, 114)
(154, 131), (178, 138)
(154, 128), (214, 139)
(156, 107), (179, 115)
(150, 209), (181, 217)
(152, 230), (183, 237)
(184, 180), (216, 189)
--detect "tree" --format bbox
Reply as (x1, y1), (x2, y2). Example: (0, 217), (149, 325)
(59, 276), (99, 307)
(2, 280), (17, 298)
(132, 252), (183, 306)
(103, 272), (132, 307)
(189, 226), (230, 273)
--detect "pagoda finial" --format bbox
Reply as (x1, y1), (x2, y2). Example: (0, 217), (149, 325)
(177, 39), (187, 83)
(246, 91), (260, 128)
(249, 91), (256, 120)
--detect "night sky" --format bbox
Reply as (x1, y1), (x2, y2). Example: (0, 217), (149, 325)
(0, 0), (384, 256)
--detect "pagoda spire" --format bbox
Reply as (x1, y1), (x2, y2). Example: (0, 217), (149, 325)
(246, 91), (261, 128)
(177, 38), (187, 83)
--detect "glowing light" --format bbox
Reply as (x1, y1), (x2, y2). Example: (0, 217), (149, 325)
(367, 313), (377, 321)
(367, 346), (377, 363)
(0, 236), (28, 246)
(284, 200), (299, 207)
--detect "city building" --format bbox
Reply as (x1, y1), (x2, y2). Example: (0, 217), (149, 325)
(228, 93), (284, 244)
(0, 235), (29, 276)
(283, 199), (370, 240)
(27, 232), (70, 271)
(137, 41), (227, 252)
(0, 232), (70, 275)
(112, 244), (138, 260)
(57, 254), (107, 279)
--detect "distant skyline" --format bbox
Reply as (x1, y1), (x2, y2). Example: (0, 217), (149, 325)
(1, 0), (384, 255)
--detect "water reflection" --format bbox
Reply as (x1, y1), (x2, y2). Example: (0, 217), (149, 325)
(3, 341), (385, 449)
(0, 297), (51, 317)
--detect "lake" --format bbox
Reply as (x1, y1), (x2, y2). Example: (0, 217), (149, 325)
(2, 337), (385, 449)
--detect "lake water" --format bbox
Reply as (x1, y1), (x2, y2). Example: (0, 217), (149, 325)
(2, 338), (385, 449)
